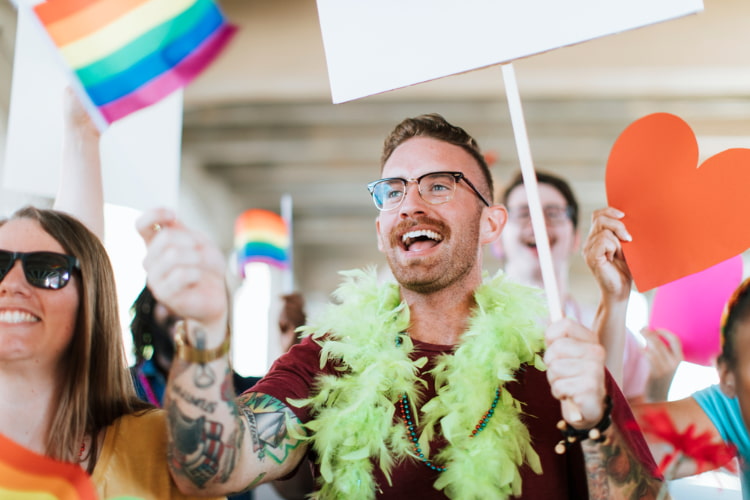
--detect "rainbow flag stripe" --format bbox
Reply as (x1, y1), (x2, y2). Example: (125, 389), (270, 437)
(234, 209), (290, 277)
(34, 0), (236, 124)
(0, 433), (98, 499)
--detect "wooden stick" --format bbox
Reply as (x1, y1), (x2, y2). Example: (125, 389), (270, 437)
(502, 62), (583, 424)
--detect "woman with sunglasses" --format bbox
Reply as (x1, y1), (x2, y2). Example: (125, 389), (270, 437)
(0, 93), (226, 499)
(0, 206), (229, 499)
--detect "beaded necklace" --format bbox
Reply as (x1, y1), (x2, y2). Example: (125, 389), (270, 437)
(293, 268), (548, 500)
(397, 387), (500, 472)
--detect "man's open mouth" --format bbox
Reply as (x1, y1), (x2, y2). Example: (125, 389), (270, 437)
(402, 229), (443, 251)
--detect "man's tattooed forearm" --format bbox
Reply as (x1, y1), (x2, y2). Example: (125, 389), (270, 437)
(583, 431), (665, 500)
(173, 382), (218, 413)
(239, 393), (304, 465)
(167, 403), (227, 487)
(192, 326), (215, 388)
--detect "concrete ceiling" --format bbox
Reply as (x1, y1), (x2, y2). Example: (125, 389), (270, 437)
(1, 0), (749, 307)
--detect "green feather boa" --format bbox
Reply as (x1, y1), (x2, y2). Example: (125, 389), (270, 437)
(292, 268), (548, 499)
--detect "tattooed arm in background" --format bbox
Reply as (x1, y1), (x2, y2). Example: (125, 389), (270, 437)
(545, 318), (669, 500)
(137, 210), (309, 496)
(573, 209), (669, 497)
(581, 424), (668, 500)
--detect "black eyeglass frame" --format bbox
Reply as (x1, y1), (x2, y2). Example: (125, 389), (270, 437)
(367, 171), (491, 211)
(0, 250), (80, 290)
(506, 205), (575, 225)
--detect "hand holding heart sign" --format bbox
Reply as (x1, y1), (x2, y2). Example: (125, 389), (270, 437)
(606, 113), (750, 292)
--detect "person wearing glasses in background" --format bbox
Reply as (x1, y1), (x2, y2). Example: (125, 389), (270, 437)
(138, 113), (665, 499)
(493, 171), (683, 404)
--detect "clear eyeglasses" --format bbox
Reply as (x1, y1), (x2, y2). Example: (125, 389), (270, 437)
(367, 171), (491, 211)
(507, 205), (573, 226)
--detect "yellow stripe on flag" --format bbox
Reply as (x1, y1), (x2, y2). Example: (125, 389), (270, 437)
(59, 0), (198, 69)
(0, 487), (57, 499)
(44, 0), (152, 46)
(0, 460), (78, 499)
(234, 229), (289, 249)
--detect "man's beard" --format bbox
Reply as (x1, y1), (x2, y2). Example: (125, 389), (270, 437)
(385, 216), (480, 294)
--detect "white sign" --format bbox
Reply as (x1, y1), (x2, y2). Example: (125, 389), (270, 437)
(2, 3), (181, 211)
(316, 0), (704, 103)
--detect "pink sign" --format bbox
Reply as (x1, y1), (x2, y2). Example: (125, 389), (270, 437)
(649, 255), (743, 366)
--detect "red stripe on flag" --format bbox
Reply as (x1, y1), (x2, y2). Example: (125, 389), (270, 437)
(34, 0), (101, 26)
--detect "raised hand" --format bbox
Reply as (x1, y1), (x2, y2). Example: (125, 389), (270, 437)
(136, 208), (229, 342)
(583, 207), (633, 303)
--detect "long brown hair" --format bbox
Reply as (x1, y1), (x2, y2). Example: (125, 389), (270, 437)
(2, 207), (151, 470)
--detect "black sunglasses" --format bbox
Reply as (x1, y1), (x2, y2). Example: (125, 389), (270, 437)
(0, 250), (80, 290)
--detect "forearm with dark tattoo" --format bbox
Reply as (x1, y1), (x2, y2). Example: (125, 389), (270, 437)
(167, 363), (240, 488)
(582, 426), (669, 500)
(165, 327), (309, 495)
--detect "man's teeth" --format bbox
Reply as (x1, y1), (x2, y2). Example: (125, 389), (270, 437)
(0, 310), (39, 323)
(402, 229), (443, 244)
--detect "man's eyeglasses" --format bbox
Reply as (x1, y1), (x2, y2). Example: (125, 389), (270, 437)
(367, 171), (491, 211)
(0, 250), (80, 290)
(507, 206), (573, 226)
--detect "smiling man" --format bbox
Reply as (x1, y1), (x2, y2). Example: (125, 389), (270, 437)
(495, 171), (580, 307)
(139, 114), (666, 499)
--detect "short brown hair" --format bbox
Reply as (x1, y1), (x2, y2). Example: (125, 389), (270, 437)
(498, 170), (579, 229)
(381, 113), (493, 202)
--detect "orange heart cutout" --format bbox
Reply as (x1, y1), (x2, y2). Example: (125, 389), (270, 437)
(606, 113), (750, 292)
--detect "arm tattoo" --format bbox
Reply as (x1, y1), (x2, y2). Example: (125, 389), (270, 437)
(168, 403), (234, 487)
(173, 382), (218, 413)
(167, 365), (242, 488)
(582, 434), (664, 500)
(192, 327), (216, 388)
(239, 392), (305, 465)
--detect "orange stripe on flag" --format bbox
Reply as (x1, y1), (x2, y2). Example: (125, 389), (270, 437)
(47, 0), (159, 47)
(45, 0), (153, 46)
(0, 460), (81, 498)
(34, 0), (100, 26)
(0, 434), (97, 499)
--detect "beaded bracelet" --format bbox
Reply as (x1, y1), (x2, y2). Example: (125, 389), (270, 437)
(554, 395), (613, 455)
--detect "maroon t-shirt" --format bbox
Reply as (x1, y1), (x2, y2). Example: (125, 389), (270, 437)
(250, 336), (657, 499)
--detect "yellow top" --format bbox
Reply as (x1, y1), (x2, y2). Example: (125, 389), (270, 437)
(91, 409), (226, 500)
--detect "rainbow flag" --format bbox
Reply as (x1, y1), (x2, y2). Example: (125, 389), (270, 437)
(0, 433), (98, 499)
(32, 0), (236, 125)
(234, 209), (290, 278)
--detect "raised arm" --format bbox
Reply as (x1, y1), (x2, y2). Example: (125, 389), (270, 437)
(137, 208), (309, 496)
(582, 207), (633, 386)
(545, 318), (667, 499)
(54, 88), (105, 239)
